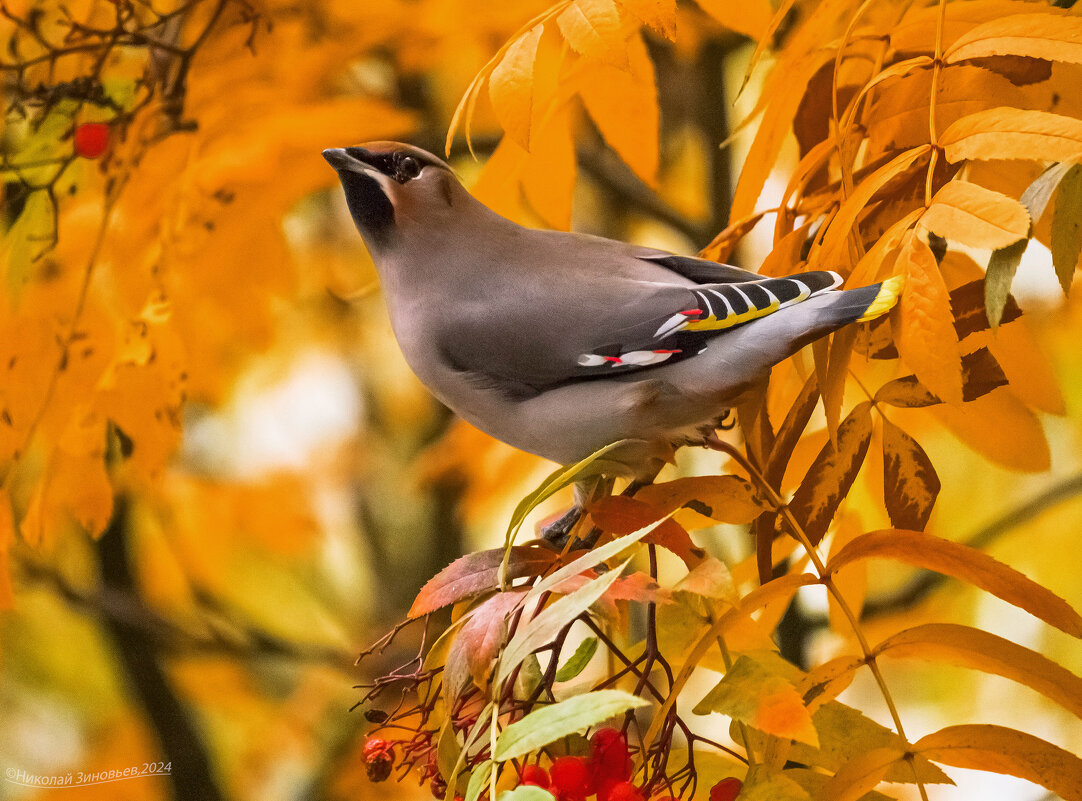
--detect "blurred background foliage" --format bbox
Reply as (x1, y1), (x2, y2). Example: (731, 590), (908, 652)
(0, 0), (1080, 799)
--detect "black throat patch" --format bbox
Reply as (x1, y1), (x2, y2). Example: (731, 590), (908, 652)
(340, 169), (394, 248)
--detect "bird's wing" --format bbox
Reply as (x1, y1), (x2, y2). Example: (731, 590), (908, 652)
(441, 265), (845, 391)
(634, 251), (763, 284)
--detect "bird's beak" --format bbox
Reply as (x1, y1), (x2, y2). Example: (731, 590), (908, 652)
(322, 147), (379, 177)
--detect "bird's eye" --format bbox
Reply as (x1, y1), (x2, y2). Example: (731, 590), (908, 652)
(399, 155), (422, 180)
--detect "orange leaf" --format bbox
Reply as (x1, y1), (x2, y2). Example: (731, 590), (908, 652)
(819, 747), (907, 801)
(826, 529), (1082, 637)
(488, 23), (544, 150)
(557, 0), (627, 67)
(693, 0), (773, 40)
(919, 181), (1030, 250)
(827, 511), (867, 634)
(945, 13), (1082, 65)
(915, 725), (1082, 800)
(788, 402), (873, 545)
(941, 108), (1082, 164)
(874, 347), (1008, 408)
(633, 475), (769, 526)
(875, 623), (1082, 720)
(619, 0), (677, 39)
(578, 32), (659, 185)
(522, 110), (578, 229)
(812, 146), (931, 270)
(895, 231), (963, 405)
(931, 385), (1050, 472)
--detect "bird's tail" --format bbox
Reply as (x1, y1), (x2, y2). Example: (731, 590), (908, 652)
(856, 274), (904, 322)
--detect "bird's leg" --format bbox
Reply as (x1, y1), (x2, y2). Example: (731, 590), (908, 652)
(541, 475), (614, 548)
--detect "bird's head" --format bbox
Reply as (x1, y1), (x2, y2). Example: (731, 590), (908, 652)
(322, 142), (464, 251)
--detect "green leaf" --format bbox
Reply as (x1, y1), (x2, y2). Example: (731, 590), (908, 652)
(465, 759), (493, 801)
(2, 190), (55, 301)
(740, 769), (813, 801)
(555, 636), (599, 682)
(693, 654), (819, 746)
(787, 702), (952, 785)
(494, 689), (647, 761)
(496, 563), (628, 686)
(515, 653), (544, 699)
(497, 786), (557, 801)
(1051, 163), (1082, 295)
(984, 239), (1028, 329)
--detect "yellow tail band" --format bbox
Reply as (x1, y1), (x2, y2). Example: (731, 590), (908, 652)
(857, 274), (904, 322)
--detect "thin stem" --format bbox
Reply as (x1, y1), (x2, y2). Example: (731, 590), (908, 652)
(711, 440), (928, 801)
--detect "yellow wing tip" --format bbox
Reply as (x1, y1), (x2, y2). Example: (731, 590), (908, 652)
(857, 274), (905, 323)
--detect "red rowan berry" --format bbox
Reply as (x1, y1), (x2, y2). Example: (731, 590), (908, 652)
(710, 777), (743, 801)
(362, 737), (394, 782)
(519, 764), (551, 789)
(73, 123), (110, 159)
(601, 780), (645, 801)
(549, 755), (594, 800)
(590, 727), (632, 782)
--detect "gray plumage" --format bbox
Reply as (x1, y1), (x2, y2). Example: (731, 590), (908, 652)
(323, 142), (896, 495)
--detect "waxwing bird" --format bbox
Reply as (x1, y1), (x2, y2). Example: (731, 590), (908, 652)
(323, 142), (901, 540)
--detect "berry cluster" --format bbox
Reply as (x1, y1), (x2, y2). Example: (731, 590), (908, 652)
(512, 728), (743, 801)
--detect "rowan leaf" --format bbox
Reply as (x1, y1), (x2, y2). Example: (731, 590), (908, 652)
(932, 386), (1050, 472)
(554, 636), (599, 682)
(693, 0), (773, 40)
(881, 420), (939, 532)
(945, 13), (1082, 65)
(588, 495), (702, 567)
(874, 346), (1008, 408)
(409, 546), (557, 619)
(784, 768), (896, 801)
(495, 690), (647, 760)
(445, 591), (526, 697)
(787, 702), (952, 784)
(488, 24), (544, 151)
(984, 240), (1029, 329)
(915, 725), (1082, 800)
(788, 402), (873, 546)
(738, 770), (812, 801)
(0, 490), (13, 610)
(578, 32), (658, 185)
(693, 654), (819, 746)
(874, 623), (1082, 720)
(618, 0), (676, 39)
(819, 748), (908, 801)
(941, 108), (1082, 164)
(557, 0), (626, 67)
(826, 529), (1082, 637)
(496, 561), (629, 685)
(1051, 163), (1082, 295)
(497, 786), (557, 801)
(920, 181), (1030, 250)
(633, 475), (769, 526)
(895, 231), (963, 405)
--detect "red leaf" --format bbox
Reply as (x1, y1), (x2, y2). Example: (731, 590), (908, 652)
(589, 496), (703, 567)
(409, 546), (557, 618)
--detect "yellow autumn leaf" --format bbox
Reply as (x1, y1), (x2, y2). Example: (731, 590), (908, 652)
(819, 747), (906, 801)
(894, 231), (964, 406)
(874, 623), (1082, 719)
(618, 0), (677, 40)
(576, 31), (659, 186)
(941, 108), (1082, 164)
(946, 13), (1082, 66)
(915, 725), (1082, 800)
(694, 0), (773, 40)
(931, 385), (1051, 472)
(557, 0), (627, 67)
(827, 529), (1082, 637)
(489, 23), (545, 150)
(919, 181), (1030, 250)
